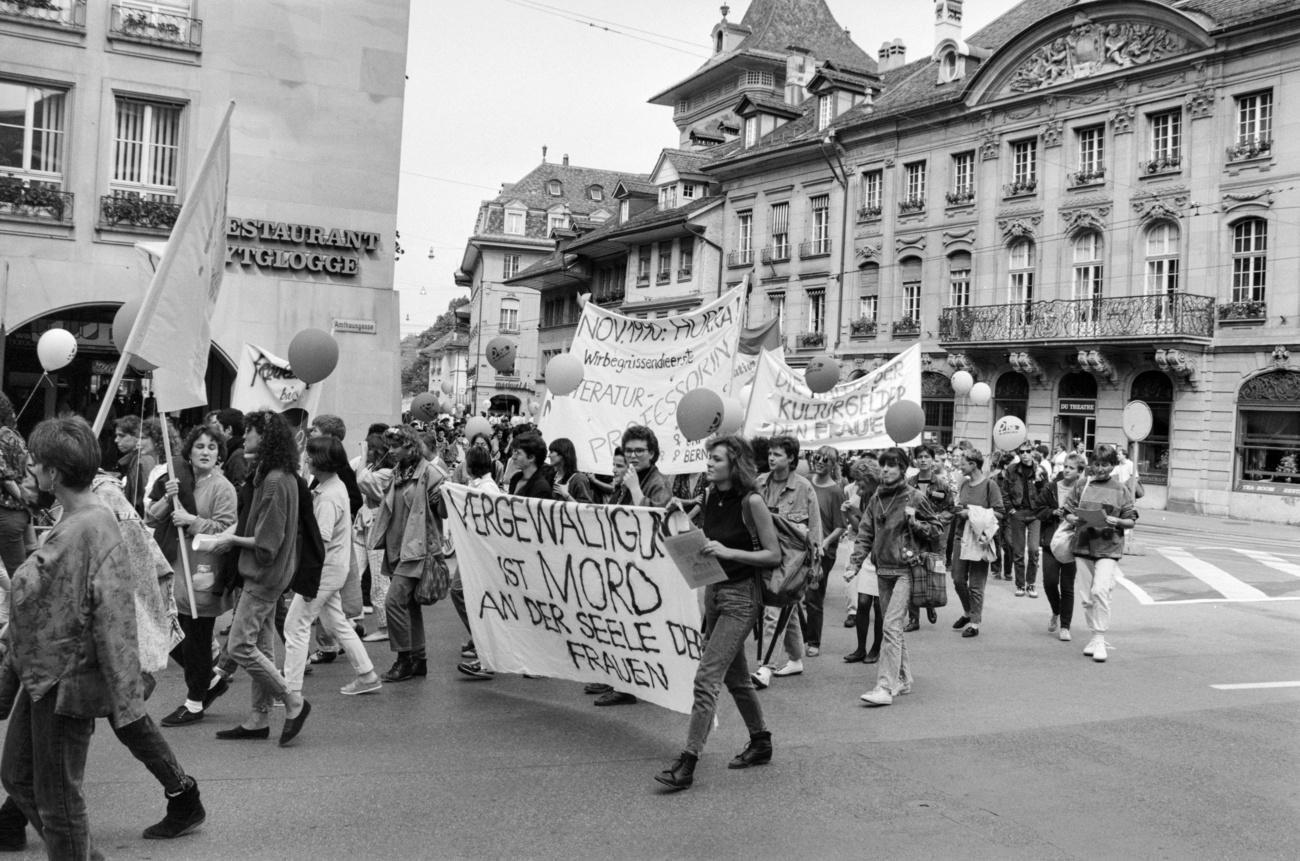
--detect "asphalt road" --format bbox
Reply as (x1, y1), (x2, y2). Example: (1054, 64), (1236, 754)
(5, 510), (1298, 860)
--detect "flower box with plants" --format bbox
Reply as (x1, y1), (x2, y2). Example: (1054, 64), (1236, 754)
(849, 317), (877, 338)
(1003, 178), (1037, 197)
(796, 332), (825, 349)
(891, 317), (921, 336)
(1226, 138), (1272, 162)
(945, 188), (974, 205)
(98, 192), (181, 230)
(897, 197), (925, 215)
(1141, 156), (1181, 174)
(0, 175), (71, 222)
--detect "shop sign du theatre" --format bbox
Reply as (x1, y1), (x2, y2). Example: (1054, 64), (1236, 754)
(224, 217), (380, 276)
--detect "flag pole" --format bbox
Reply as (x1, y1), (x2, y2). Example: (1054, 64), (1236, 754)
(159, 412), (199, 616)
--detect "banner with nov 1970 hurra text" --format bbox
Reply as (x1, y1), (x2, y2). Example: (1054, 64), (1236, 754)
(742, 344), (922, 449)
(538, 288), (743, 475)
(442, 484), (705, 714)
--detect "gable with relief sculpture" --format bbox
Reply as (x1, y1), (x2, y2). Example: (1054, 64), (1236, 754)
(1004, 20), (1188, 95)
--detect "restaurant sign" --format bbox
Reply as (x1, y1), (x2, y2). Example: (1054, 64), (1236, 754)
(225, 218), (381, 277)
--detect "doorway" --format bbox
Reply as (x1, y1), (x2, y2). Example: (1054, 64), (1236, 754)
(1055, 371), (1098, 453)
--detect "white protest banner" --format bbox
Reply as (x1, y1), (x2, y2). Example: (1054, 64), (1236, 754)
(442, 484), (704, 714)
(230, 343), (323, 415)
(743, 344), (922, 449)
(539, 287), (743, 475)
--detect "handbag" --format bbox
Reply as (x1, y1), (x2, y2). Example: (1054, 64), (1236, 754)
(909, 551), (948, 608)
(1049, 522), (1076, 564)
(414, 553), (450, 605)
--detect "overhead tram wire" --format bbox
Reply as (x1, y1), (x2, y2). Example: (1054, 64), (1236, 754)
(501, 0), (705, 49)
(498, 0), (711, 60)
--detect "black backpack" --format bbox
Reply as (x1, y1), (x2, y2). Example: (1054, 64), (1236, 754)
(289, 474), (326, 600)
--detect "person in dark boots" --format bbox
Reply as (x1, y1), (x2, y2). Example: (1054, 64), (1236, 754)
(142, 777), (205, 839)
(842, 594), (883, 665)
(655, 436), (779, 791)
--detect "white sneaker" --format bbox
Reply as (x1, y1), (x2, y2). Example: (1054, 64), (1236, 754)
(1058, 628), (1072, 642)
(860, 687), (893, 706)
(1084, 634), (1103, 657)
(751, 666), (772, 690)
(1092, 640), (1108, 662)
(1048, 615), (1059, 633)
(773, 660), (804, 677)
(895, 678), (913, 695)
(362, 630), (388, 643)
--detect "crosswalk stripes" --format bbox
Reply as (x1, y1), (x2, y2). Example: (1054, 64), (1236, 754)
(1117, 545), (1300, 605)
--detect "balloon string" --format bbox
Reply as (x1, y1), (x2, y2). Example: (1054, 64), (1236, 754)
(15, 373), (50, 422)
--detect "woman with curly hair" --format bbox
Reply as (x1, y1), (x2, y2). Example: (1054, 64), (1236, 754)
(206, 410), (310, 745)
(0, 392), (28, 612)
(138, 418), (183, 501)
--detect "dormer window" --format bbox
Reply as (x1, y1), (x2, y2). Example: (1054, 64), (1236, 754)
(548, 211), (569, 233)
(588, 185), (603, 201)
(547, 179), (562, 196)
(817, 94), (834, 131)
(682, 182), (697, 200)
(659, 185), (677, 210)
(744, 116), (759, 147)
(504, 207), (526, 236)
(940, 49), (960, 82)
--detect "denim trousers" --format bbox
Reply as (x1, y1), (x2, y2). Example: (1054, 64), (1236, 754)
(110, 713), (187, 796)
(1042, 554), (1077, 629)
(1076, 557), (1118, 634)
(1008, 518), (1042, 588)
(950, 556), (989, 625)
(875, 571), (912, 695)
(801, 552), (836, 647)
(384, 574), (426, 659)
(284, 589), (375, 693)
(1, 686), (96, 860)
(685, 577), (766, 756)
(227, 590), (291, 712)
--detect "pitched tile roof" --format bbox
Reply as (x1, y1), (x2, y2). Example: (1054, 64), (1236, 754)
(489, 162), (648, 216)
(730, 0), (875, 71)
(567, 195), (721, 251)
(661, 149), (715, 177)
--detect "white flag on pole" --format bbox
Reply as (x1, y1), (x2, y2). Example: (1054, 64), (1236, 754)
(127, 102), (234, 412)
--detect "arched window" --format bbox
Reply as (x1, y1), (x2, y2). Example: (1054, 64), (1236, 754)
(921, 371), (955, 447)
(948, 251), (971, 307)
(1236, 370), (1300, 489)
(1131, 371), (1173, 485)
(1072, 230), (1103, 322)
(1231, 218), (1267, 304)
(994, 371), (1028, 422)
(1008, 239), (1034, 323)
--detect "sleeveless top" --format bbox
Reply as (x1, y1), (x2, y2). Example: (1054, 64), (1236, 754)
(700, 486), (758, 583)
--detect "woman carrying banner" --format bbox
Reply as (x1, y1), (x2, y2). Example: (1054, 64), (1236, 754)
(655, 435), (781, 792)
(147, 425), (238, 727)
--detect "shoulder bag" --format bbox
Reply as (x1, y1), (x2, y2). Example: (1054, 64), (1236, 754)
(905, 490), (948, 608)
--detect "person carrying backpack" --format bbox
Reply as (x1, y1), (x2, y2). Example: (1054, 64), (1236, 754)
(843, 447), (941, 707)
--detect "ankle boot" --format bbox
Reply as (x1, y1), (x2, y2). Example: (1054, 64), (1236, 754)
(382, 655), (415, 682)
(0, 797), (27, 851)
(654, 751), (697, 791)
(728, 731), (773, 769)
(142, 777), (206, 839)
(412, 658), (428, 677)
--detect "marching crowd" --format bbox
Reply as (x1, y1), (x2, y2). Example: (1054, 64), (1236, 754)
(0, 391), (1142, 857)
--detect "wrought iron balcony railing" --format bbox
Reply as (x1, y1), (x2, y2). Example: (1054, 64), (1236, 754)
(891, 318), (921, 337)
(656, 271), (671, 285)
(1003, 178), (1038, 198)
(677, 267), (692, 280)
(848, 317), (877, 338)
(857, 204), (882, 221)
(938, 293), (1216, 344)
(761, 244), (790, 263)
(1067, 167), (1106, 187)
(108, 3), (202, 49)
(798, 239), (831, 258)
(726, 249), (753, 267)
(0, 179), (73, 224)
(945, 188), (975, 206)
(0, 0), (85, 28)
(1217, 299), (1266, 323)
(898, 197), (925, 215)
(1227, 137), (1271, 162)
(795, 332), (825, 349)
(1140, 155), (1181, 175)
(98, 192), (181, 231)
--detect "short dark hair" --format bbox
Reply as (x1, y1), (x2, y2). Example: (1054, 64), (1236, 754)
(878, 446), (911, 472)
(181, 425), (228, 464)
(1092, 443), (1119, 467)
(366, 422), (389, 437)
(620, 425), (659, 464)
(311, 414), (347, 441)
(961, 447), (986, 469)
(466, 445), (493, 479)
(214, 408), (245, 437)
(749, 436), (769, 466)
(306, 435), (349, 474)
(30, 417), (100, 490)
(768, 434), (800, 461)
(114, 415), (141, 436)
(511, 431), (548, 468)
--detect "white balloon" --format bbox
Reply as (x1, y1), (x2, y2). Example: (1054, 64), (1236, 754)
(36, 328), (77, 372)
(992, 415), (1028, 451)
(951, 370), (974, 397)
(546, 353), (585, 397)
(968, 381), (992, 406)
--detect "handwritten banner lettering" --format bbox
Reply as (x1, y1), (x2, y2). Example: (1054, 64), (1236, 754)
(442, 485), (703, 713)
(539, 288), (743, 475)
(230, 343), (323, 415)
(742, 344), (922, 449)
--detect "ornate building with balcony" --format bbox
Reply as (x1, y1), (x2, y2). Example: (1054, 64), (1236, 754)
(691, 0), (1300, 521)
(0, 0), (409, 438)
(456, 156), (646, 413)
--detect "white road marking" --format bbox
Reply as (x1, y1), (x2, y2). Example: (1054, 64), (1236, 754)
(1155, 547), (1269, 601)
(1116, 574), (1155, 605)
(1211, 681), (1300, 691)
(1194, 546), (1300, 559)
(1229, 549), (1300, 579)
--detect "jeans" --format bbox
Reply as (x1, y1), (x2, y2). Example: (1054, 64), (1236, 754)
(1042, 554), (1077, 629)
(385, 574), (426, 659)
(1, 686), (95, 860)
(110, 714), (187, 795)
(760, 605), (803, 667)
(685, 577), (765, 756)
(227, 590), (291, 712)
(1008, 518), (1041, 588)
(950, 556), (989, 625)
(801, 551), (835, 647)
(1076, 557), (1118, 635)
(172, 614), (217, 704)
(875, 571), (912, 695)
(284, 589), (375, 693)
